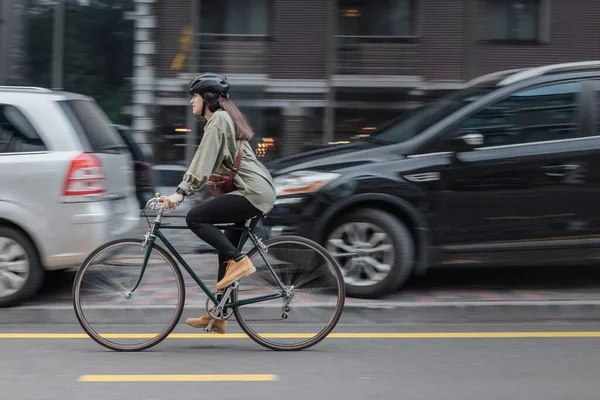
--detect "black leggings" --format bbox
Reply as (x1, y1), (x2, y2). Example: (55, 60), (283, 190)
(186, 195), (261, 281)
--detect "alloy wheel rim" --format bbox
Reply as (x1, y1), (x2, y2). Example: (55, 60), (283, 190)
(0, 237), (30, 298)
(326, 222), (394, 286)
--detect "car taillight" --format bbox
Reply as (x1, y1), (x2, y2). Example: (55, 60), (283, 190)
(62, 153), (105, 197)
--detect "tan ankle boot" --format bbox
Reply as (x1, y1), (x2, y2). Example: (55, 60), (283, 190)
(216, 256), (256, 290)
(186, 313), (227, 334)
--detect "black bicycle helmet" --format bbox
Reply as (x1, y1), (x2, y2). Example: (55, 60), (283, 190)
(187, 73), (230, 97)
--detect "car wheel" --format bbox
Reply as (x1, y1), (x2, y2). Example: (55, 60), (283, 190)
(325, 209), (414, 298)
(0, 226), (44, 307)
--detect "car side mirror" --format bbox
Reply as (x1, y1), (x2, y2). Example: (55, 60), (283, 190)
(450, 131), (484, 152)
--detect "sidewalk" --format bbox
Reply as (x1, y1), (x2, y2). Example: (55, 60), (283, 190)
(4, 255), (600, 324)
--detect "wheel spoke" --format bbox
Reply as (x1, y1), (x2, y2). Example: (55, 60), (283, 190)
(356, 223), (369, 243)
(0, 260), (28, 274)
(73, 240), (185, 352)
(293, 264), (327, 288)
(327, 238), (359, 256)
(362, 263), (380, 281)
(0, 239), (25, 262)
(362, 244), (394, 253)
(341, 257), (358, 276)
(362, 256), (392, 273)
(0, 271), (25, 291)
(345, 260), (364, 284)
(343, 224), (356, 242)
(368, 232), (388, 247)
(235, 237), (345, 351)
(0, 277), (15, 297)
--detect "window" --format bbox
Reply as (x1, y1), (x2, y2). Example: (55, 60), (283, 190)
(59, 99), (127, 154)
(200, 0), (270, 35)
(487, 0), (543, 41)
(371, 85), (496, 145)
(0, 105), (47, 153)
(453, 81), (581, 148)
(338, 0), (415, 37)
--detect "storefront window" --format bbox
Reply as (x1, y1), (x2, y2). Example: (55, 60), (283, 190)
(152, 106), (188, 165)
(252, 107), (282, 162)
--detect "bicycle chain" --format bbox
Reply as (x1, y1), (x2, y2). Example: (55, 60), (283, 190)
(205, 288), (293, 321)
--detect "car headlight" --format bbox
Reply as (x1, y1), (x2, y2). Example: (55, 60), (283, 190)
(274, 171), (340, 196)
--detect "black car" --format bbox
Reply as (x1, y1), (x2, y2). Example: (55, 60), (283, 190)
(112, 124), (156, 209)
(263, 61), (600, 299)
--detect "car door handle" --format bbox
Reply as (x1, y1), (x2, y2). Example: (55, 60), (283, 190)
(541, 164), (579, 177)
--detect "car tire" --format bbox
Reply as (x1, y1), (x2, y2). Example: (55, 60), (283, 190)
(325, 208), (414, 299)
(0, 226), (45, 307)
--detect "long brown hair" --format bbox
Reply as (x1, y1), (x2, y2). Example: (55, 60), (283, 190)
(202, 91), (254, 141)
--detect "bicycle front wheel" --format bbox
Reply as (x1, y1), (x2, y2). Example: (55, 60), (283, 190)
(73, 239), (185, 352)
(233, 236), (345, 351)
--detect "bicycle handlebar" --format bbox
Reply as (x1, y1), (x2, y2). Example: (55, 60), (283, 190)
(144, 197), (168, 216)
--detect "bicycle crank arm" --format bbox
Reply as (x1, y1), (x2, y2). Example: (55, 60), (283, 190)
(216, 282), (239, 310)
(205, 319), (215, 332)
(206, 282), (240, 326)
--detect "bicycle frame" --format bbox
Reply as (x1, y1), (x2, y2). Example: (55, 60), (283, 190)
(132, 208), (287, 309)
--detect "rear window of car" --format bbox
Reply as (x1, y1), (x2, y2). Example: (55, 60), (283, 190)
(0, 104), (47, 153)
(58, 99), (126, 153)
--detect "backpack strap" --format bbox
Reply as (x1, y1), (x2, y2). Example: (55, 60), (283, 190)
(229, 140), (244, 178)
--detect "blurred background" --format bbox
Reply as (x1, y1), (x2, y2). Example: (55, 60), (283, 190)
(2, 0), (586, 165)
(3, 0), (600, 307)
(5, 3), (600, 397)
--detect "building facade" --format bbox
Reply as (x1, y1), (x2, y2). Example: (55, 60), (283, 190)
(126, 0), (600, 164)
(0, 0), (27, 86)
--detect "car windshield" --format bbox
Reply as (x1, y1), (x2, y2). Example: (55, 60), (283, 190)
(368, 84), (496, 145)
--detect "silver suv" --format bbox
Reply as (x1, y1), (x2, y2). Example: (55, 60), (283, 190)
(0, 86), (140, 307)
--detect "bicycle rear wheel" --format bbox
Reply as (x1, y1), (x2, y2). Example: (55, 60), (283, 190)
(233, 236), (345, 351)
(73, 239), (185, 352)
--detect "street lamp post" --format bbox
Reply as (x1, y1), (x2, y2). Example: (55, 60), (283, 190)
(52, 0), (64, 90)
(323, 0), (337, 145)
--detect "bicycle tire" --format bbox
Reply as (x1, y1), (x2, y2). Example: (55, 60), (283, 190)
(232, 235), (345, 351)
(72, 238), (185, 352)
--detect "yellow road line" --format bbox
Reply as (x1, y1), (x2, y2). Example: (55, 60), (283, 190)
(79, 374), (278, 382)
(2, 332), (600, 339)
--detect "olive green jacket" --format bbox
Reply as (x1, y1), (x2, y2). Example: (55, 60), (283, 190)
(178, 110), (276, 214)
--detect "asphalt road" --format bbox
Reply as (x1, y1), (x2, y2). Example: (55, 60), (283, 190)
(2, 321), (600, 400)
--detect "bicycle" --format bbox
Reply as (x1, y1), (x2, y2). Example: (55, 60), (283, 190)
(72, 196), (345, 352)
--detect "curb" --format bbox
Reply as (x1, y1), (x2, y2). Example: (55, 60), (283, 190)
(3, 300), (600, 325)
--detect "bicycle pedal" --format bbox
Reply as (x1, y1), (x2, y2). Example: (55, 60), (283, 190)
(205, 318), (216, 332)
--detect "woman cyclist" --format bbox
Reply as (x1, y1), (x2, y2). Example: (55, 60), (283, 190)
(162, 73), (276, 333)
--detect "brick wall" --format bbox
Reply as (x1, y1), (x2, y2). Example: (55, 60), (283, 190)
(472, 0), (600, 77)
(155, 0), (193, 78)
(268, 0), (330, 79)
(152, 0), (600, 84)
(420, 0), (467, 81)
